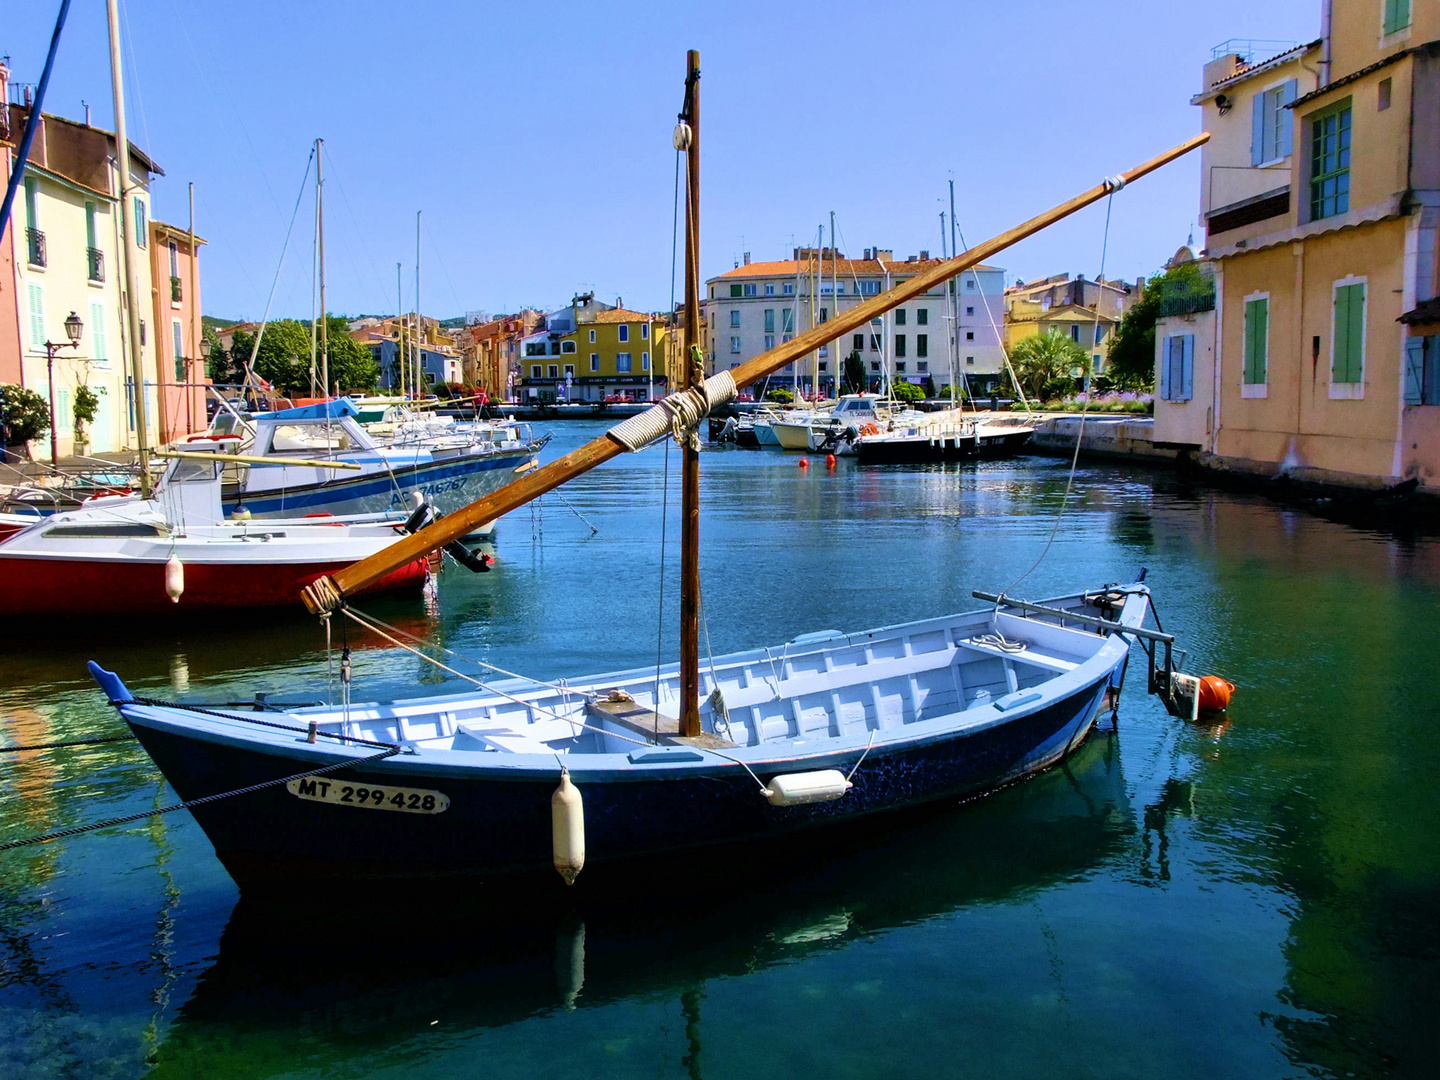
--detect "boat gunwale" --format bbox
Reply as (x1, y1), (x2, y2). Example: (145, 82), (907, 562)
(106, 587), (1147, 783)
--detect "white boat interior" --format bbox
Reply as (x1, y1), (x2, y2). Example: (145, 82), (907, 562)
(281, 591), (1142, 764)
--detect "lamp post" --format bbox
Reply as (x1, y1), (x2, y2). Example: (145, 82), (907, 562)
(45, 311), (84, 466)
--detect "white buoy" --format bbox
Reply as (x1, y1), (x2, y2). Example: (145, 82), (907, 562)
(409, 490), (425, 510)
(764, 769), (853, 806)
(551, 768), (585, 885)
(164, 554), (185, 603)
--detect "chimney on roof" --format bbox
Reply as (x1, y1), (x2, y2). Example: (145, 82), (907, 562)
(742, 252), (750, 265)
(919, 250), (929, 261)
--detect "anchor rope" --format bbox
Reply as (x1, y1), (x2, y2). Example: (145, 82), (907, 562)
(0, 734), (137, 752)
(0, 746), (397, 852)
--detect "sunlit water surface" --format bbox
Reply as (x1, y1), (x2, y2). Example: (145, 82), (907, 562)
(2, 421), (1437, 1078)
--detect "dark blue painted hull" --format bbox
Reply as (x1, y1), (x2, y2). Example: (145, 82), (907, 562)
(126, 675), (1112, 888)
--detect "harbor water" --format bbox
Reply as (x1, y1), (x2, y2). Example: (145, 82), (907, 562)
(2, 420), (1437, 1078)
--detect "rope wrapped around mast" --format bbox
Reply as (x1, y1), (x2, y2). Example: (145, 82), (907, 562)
(608, 361), (736, 452)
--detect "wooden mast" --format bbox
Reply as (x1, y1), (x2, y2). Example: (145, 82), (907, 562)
(302, 132), (1209, 616)
(679, 49), (702, 737)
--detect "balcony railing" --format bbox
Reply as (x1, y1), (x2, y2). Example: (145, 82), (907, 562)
(87, 247), (105, 282)
(1158, 278), (1217, 317)
(170, 276), (183, 303)
(26, 227), (46, 268)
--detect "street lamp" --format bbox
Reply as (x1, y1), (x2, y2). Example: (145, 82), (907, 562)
(45, 311), (85, 466)
(190, 336), (214, 431)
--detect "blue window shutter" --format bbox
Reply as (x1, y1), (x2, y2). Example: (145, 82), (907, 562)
(1403, 337), (1424, 405)
(1252, 92), (1266, 166)
(1159, 336), (1171, 400)
(1280, 79), (1298, 157)
(1182, 334), (1195, 402)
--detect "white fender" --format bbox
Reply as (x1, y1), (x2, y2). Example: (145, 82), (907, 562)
(551, 768), (585, 885)
(164, 554), (185, 603)
(764, 769), (853, 806)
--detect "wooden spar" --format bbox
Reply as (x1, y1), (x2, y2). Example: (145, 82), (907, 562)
(300, 131), (1209, 616)
(679, 50), (701, 737)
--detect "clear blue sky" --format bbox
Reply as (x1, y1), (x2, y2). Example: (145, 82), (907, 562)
(8, 0), (1318, 321)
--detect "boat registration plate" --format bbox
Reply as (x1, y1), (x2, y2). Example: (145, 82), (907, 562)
(286, 776), (450, 814)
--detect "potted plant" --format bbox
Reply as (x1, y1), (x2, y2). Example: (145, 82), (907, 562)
(73, 384), (99, 456)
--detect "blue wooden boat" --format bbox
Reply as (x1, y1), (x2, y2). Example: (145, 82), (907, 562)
(88, 584), (1151, 888)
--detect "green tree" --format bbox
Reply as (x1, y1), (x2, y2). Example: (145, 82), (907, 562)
(842, 349), (866, 394)
(890, 379), (925, 403)
(1106, 261), (1206, 390)
(766, 387), (795, 404)
(227, 317), (379, 396)
(0, 384), (51, 450)
(1011, 332), (1088, 402)
(72, 385), (99, 444)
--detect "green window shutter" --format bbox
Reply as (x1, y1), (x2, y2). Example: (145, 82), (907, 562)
(1244, 298), (1267, 384)
(1384, 0), (1410, 35)
(1403, 337), (1425, 404)
(1333, 283), (1365, 384)
(28, 282), (45, 347)
(90, 303), (107, 362)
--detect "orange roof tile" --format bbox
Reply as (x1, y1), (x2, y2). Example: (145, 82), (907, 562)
(713, 258), (999, 280)
(590, 308), (662, 324)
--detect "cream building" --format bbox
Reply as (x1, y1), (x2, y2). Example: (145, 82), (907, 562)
(4, 99), (161, 459)
(704, 249), (1008, 396)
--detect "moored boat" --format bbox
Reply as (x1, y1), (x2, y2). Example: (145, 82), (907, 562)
(90, 584), (1148, 884)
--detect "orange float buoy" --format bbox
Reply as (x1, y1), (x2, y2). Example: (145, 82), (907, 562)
(1197, 676), (1235, 713)
(826, 454), (837, 468)
(798, 457), (809, 469)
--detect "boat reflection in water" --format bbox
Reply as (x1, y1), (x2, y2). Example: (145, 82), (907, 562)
(145, 731), (1131, 1076)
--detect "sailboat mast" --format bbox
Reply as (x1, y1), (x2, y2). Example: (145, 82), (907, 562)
(679, 49), (702, 737)
(396, 263), (405, 398)
(106, 0), (151, 496)
(317, 138), (328, 397)
(188, 182), (199, 432)
(415, 212), (423, 397)
(830, 211), (837, 399)
(949, 178), (961, 407)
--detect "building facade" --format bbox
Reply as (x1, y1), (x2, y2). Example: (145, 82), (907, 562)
(459, 309), (544, 399)
(517, 294), (670, 403)
(1183, 2), (1440, 492)
(148, 219), (207, 442)
(704, 249), (1008, 396)
(1004, 273), (1139, 376)
(3, 80), (164, 458)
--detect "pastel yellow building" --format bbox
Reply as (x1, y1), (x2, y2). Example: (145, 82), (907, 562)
(518, 295), (670, 403)
(1187, 2), (1440, 492)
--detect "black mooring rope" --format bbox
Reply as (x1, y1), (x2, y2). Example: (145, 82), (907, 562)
(1, 734), (138, 752)
(0, 745), (398, 852)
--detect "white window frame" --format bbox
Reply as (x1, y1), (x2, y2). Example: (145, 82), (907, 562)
(729, 336), (741, 354)
(589, 329), (596, 343)
(730, 310), (741, 328)
(618, 324), (629, 343)
(782, 282), (794, 295)
(590, 353), (599, 371)
(641, 323), (649, 340)
(1254, 79), (1297, 167)
(616, 352), (632, 373)
(1329, 275), (1367, 399)
(764, 283), (775, 296)
(1241, 290), (1270, 398)
(641, 352), (649, 371)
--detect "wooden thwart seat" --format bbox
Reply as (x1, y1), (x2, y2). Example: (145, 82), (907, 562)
(586, 697), (737, 750)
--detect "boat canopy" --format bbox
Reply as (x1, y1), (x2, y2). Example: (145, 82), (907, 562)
(252, 398), (361, 422)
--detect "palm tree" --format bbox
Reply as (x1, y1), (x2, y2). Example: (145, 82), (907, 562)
(1010, 332), (1088, 402)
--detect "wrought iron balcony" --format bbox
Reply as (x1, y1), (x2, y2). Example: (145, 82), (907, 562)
(26, 227), (46, 268)
(87, 247), (105, 282)
(1157, 277), (1217, 318)
(171, 275), (183, 303)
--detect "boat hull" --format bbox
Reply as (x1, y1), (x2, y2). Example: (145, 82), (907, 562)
(857, 428), (1034, 464)
(228, 448), (535, 519)
(0, 553), (429, 615)
(123, 673), (1112, 886)
(770, 420), (819, 450)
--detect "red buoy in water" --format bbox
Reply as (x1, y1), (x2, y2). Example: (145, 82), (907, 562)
(1197, 676), (1235, 712)
(826, 454), (837, 468)
(798, 457), (810, 469)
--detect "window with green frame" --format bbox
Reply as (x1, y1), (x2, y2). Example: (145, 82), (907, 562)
(1384, 0), (1411, 35)
(1243, 297), (1268, 384)
(1332, 281), (1365, 385)
(1310, 101), (1351, 221)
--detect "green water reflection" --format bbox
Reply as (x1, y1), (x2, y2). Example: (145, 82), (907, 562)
(1, 425), (1437, 1077)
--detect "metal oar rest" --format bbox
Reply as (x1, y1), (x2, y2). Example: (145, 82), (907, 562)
(585, 693), (737, 749)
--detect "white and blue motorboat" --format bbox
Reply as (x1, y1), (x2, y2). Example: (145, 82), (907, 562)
(208, 398), (548, 519)
(88, 584), (1165, 888)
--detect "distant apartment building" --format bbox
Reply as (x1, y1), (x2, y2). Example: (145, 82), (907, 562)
(351, 313), (463, 390)
(1169, 1), (1440, 493)
(704, 249), (1008, 395)
(1003, 273), (1140, 375)
(516, 293), (670, 403)
(2, 64), (170, 457)
(459, 309), (544, 399)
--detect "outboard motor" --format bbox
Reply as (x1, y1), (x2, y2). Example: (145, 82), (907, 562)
(401, 500), (493, 573)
